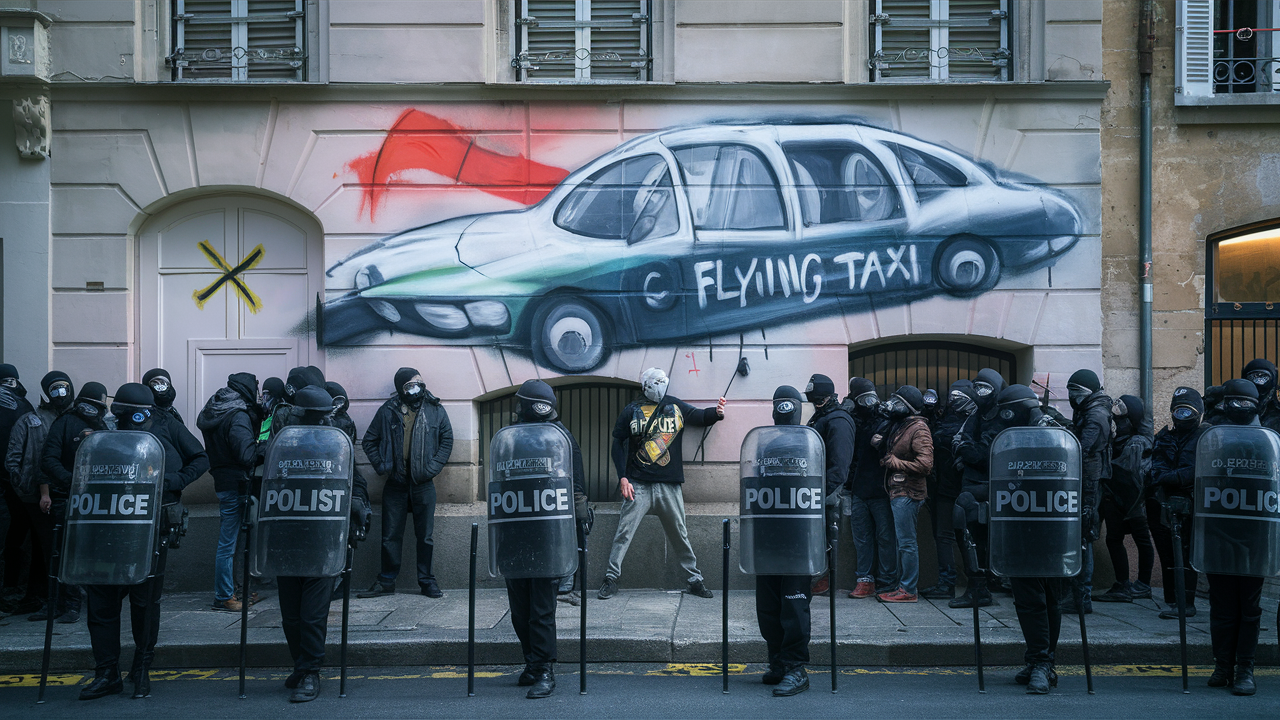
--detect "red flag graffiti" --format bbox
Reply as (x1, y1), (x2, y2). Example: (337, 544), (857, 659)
(347, 110), (571, 220)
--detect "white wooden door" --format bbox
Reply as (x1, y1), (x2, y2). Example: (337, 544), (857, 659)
(138, 195), (322, 427)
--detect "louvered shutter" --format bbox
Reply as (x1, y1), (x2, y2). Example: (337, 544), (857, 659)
(517, 0), (650, 81)
(1177, 0), (1214, 99)
(171, 0), (305, 81)
(873, 0), (1007, 81)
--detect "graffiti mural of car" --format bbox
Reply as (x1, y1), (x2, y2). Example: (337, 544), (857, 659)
(322, 123), (1082, 373)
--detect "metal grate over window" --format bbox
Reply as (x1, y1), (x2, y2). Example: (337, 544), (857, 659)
(1205, 220), (1280, 386)
(477, 381), (640, 502)
(849, 340), (1016, 400)
(515, 0), (651, 81)
(169, 0), (305, 81)
(871, 0), (1009, 81)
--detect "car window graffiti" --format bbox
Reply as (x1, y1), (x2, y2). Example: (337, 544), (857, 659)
(783, 142), (903, 226)
(672, 145), (786, 231)
(886, 143), (968, 201)
(554, 154), (678, 242)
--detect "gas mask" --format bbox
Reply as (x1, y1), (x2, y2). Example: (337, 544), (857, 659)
(76, 399), (105, 420)
(112, 404), (152, 429)
(973, 381), (994, 399)
(0, 378), (17, 389)
(640, 368), (669, 404)
(885, 394), (912, 420)
(1223, 396), (1259, 425)
(852, 391), (880, 415)
(949, 390), (977, 416)
(1067, 382), (1092, 408)
(148, 376), (176, 408)
(922, 389), (939, 412)
(1171, 405), (1200, 431)
(772, 397), (802, 426)
(1246, 369), (1275, 396)
(48, 381), (73, 411)
(399, 380), (425, 406)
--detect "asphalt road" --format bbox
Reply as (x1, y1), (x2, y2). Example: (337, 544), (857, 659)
(4, 664), (1279, 718)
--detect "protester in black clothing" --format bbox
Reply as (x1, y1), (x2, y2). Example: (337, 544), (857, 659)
(920, 380), (977, 600)
(359, 367), (453, 599)
(1062, 369), (1111, 615)
(1095, 394), (1155, 603)
(6, 372), (79, 622)
(256, 377), (286, 444)
(0, 363), (37, 612)
(68, 383), (208, 700)
(1148, 386), (1205, 619)
(837, 377), (896, 598)
(324, 382), (357, 440)
(1243, 358), (1280, 431)
(196, 373), (259, 613)
(142, 368), (182, 425)
(1202, 385), (1227, 426)
(949, 367), (1006, 609)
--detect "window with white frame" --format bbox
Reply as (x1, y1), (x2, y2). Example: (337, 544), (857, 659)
(1178, 0), (1280, 102)
(871, 0), (1009, 81)
(514, 0), (651, 81)
(168, 0), (306, 81)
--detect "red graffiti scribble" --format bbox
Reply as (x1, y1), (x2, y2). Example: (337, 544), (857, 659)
(686, 352), (700, 377)
(347, 109), (571, 220)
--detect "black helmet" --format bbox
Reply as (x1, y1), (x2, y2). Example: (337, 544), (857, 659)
(515, 379), (557, 422)
(995, 384), (1040, 426)
(772, 385), (803, 426)
(1222, 378), (1261, 425)
(294, 385), (334, 412)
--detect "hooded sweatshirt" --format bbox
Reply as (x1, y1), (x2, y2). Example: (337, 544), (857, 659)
(197, 373), (259, 494)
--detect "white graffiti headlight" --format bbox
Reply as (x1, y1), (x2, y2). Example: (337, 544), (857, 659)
(464, 301), (510, 329)
(414, 303), (470, 331)
(368, 299), (401, 323)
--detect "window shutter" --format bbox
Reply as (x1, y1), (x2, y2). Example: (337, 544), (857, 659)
(584, 0), (648, 80)
(171, 0), (304, 81)
(944, 0), (1006, 80)
(520, 0), (578, 80)
(874, 0), (933, 79)
(1178, 0), (1214, 98)
(873, 0), (1006, 81)
(517, 0), (650, 81)
(245, 0), (305, 80)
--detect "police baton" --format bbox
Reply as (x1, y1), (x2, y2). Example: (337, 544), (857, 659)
(37, 518), (63, 704)
(238, 485), (252, 699)
(1072, 564), (1095, 694)
(1169, 506), (1191, 693)
(721, 518), (730, 694)
(339, 544), (354, 698)
(828, 517), (838, 693)
(578, 525), (588, 695)
(467, 522), (478, 697)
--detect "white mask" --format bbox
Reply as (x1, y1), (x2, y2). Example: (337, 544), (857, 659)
(640, 368), (669, 403)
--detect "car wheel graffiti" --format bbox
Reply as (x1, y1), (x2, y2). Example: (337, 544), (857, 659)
(532, 296), (611, 373)
(935, 235), (1001, 296)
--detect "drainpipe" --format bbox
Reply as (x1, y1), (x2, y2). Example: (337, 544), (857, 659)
(1138, 0), (1154, 415)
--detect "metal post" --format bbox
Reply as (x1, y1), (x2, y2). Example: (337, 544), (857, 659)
(37, 522), (62, 704)
(973, 603), (985, 693)
(1171, 519), (1190, 694)
(1073, 582), (1094, 694)
(238, 490), (251, 699)
(828, 520), (838, 693)
(467, 523), (477, 697)
(339, 545), (353, 698)
(579, 536), (587, 695)
(1138, 0), (1154, 411)
(721, 518), (729, 694)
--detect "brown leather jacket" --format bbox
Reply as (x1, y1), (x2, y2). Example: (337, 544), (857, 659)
(880, 416), (934, 501)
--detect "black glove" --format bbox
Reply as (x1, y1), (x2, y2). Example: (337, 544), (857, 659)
(574, 492), (594, 536)
(1082, 505), (1100, 543)
(350, 496), (372, 543)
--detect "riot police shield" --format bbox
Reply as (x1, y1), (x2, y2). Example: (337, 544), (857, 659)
(1193, 424), (1280, 577)
(59, 431), (166, 586)
(251, 425), (354, 578)
(988, 426), (1083, 578)
(738, 426), (827, 576)
(488, 423), (578, 580)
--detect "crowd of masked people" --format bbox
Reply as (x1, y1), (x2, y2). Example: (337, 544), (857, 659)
(803, 361), (1277, 697)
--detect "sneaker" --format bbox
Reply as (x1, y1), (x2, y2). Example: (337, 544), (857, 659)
(556, 591), (581, 606)
(772, 666), (810, 697)
(357, 581), (395, 599)
(289, 672), (320, 702)
(211, 598), (243, 612)
(1026, 663), (1055, 694)
(597, 577), (619, 600)
(810, 575), (830, 596)
(56, 606), (81, 623)
(878, 589), (918, 603)
(1159, 605), (1196, 619)
(421, 579), (443, 598)
(1127, 581), (1153, 600)
(849, 581), (876, 599)
(685, 579), (713, 598)
(1016, 662), (1058, 686)
(1093, 583), (1132, 603)
(920, 583), (955, 600)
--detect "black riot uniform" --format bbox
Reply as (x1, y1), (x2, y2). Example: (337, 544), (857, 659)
(755, 385), (816, 696)
(1243, 358), (1280, 432)
(949, 367), (1006, 609)
(1095, 394), (1155, 602)
(72, 383), (209, 700)
(1200, 379), (1267, 696)
(142, 368), (183, 425)
(1149, 387), (1205, 616)
(502, 380), (588, 700)
(270, 385), (370, 702)
(920, 380), (977, 599)
(1064, 369), (1111, 613)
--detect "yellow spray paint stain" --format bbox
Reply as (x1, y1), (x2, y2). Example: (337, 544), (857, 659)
(150, 669), (220, 682)
(427, 671), (506, 679)
(0, 674), (88, 687)
(645, 663), (747, 676)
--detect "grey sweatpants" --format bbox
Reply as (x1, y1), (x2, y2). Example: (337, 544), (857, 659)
(605, 480), (703, 583)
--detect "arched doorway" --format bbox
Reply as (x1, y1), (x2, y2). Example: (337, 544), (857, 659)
(137, 193), (323, 425)
(849, 340), (1018, 397)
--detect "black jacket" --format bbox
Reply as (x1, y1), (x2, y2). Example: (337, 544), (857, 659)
(930, 407), (968, 498)
(808, 402), (855, 498)
(0, 387), (35, 484)
(840, 398), (888, 500)
(1107, 431), (1152, 517)
(40, 406), (109, 497)
(610, 395), (720, 484)
(953, 411), (996, 498)
(1151, 423), (1207, 499)
(196, 388), (259, 494)
(149, 413), (211, 503)
(1071, 390), (1113, 492)
(362, 392), (453, 483)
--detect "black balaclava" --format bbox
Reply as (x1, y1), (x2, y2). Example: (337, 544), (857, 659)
(1067, 368), (1101, 410)
(41, 371), (74, 412)
(1203, 385), (1225, 413)
(804, 373), (837, 410)
(1222, 378), (1261, 426)
(995, 384), (1041, 428)
(886, 384), (924, 421)
(261, 376), (285, 414)
(972, 368), (1005, 415)
(325, 381), (350, 415)
(0, 363), (25, 397)
(395, 367), (426, 407)
(772, 385), (803, 426)
(73, 382), (109, 423)
(228, 372), (259, 409)
(947, 379), (978, 416)
(848, 377), (880, 417)
(302, 366), (326, 391)
(1113, 394), (1146, 440)
(1170, 386), (1204, 432)
(112, 382), (156, 430)
(284, 367), (309, 401)
(514, 379), (558, 423)
(293, 385), (334, 426)
(142, 368), (177, 409)
(1243, 358), (1278, 404)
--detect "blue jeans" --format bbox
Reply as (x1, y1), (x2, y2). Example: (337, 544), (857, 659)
(848, 495), (897, 588)
(214, 490), (242, 602)
(378, 477), (437, 587)
(891, 497), (924, 595)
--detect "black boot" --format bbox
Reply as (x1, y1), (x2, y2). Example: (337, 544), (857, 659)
(1208, 661), (1234, 688)
(518, 664), (537, 686)
(1015, 663), (1034, 685)
(920, 583), (955, 600)
(131, 666), (151, 699)
(526, 665), (555, 699)
(1232, 662), (1256, 696)
(289, 672), (321, 702)
(1026, 663), (1053, 694)
(79, 667), (123, 701)
(772, 666), (810, 696)
(948, 576), (992, 609)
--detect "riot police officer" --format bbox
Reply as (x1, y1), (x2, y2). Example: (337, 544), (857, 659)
(921, 381), (978, 600)
(74, 382), (208, 700)
(494, 380), (587, 699)
(1062, 369), (1111, 615)
(949, 368), (1006, 609)
(265, 385), (370, 702)
(1243, 358), (1280, 431)
(1149, 387), (1206, 619)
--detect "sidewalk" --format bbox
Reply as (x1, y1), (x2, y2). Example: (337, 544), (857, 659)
(2, 587), (1276, 672)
